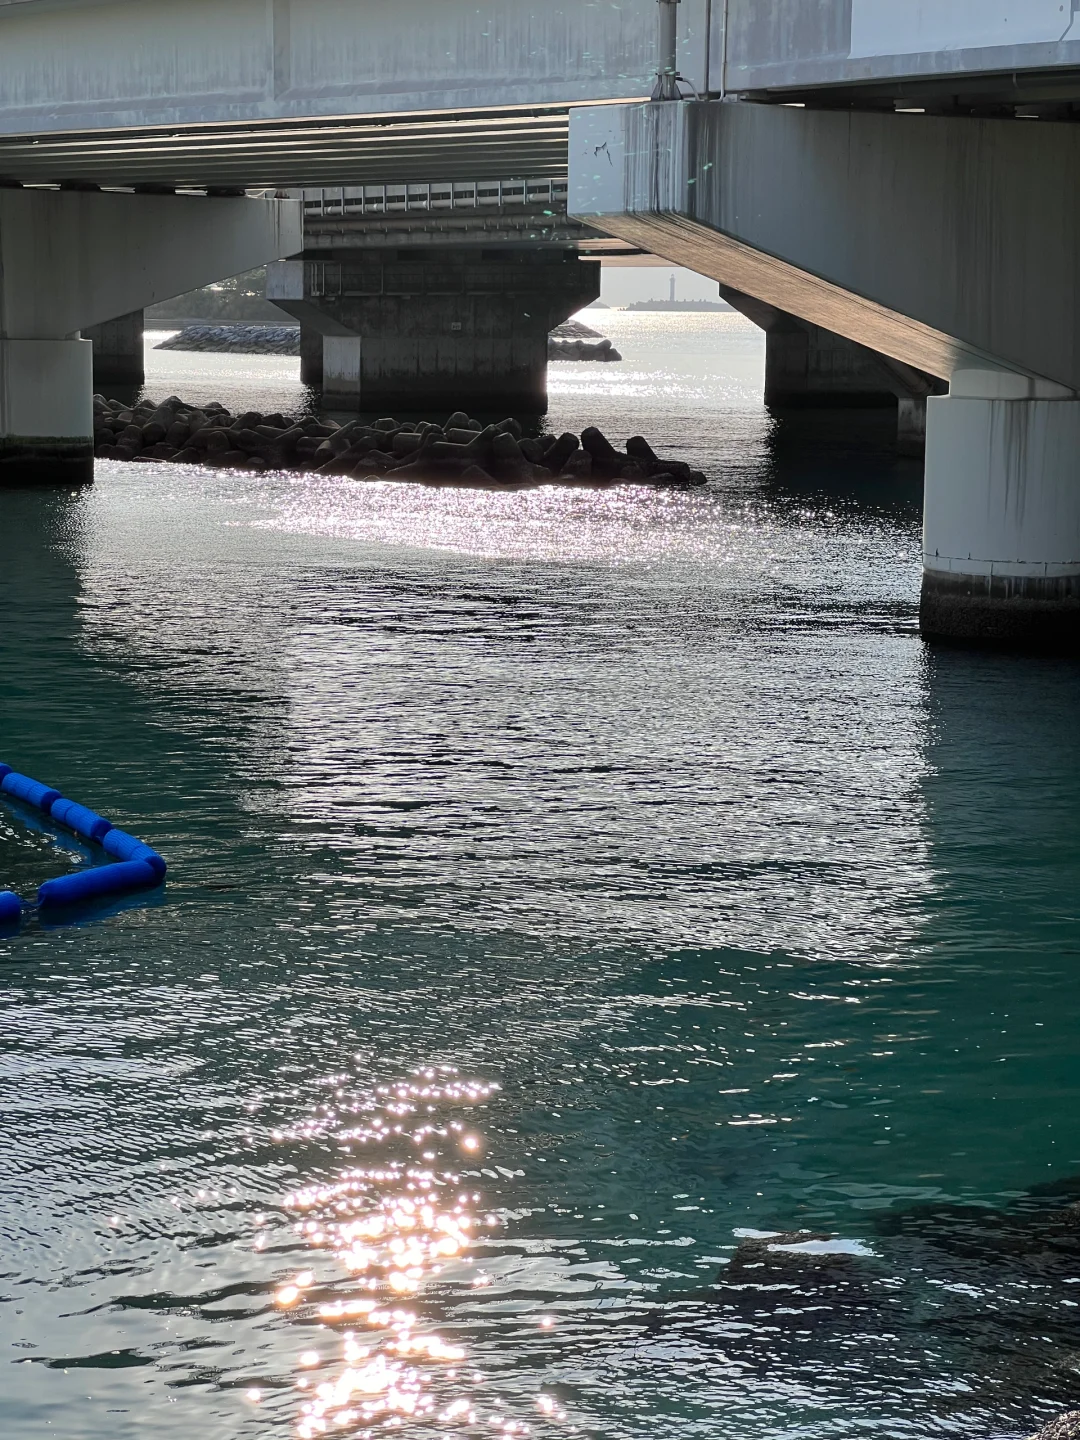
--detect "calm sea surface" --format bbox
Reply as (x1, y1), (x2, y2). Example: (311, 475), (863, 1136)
(1, 313), (1079, 1440)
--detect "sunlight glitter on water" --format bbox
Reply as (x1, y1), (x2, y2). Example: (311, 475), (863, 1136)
(266, 1069), (576, 1440)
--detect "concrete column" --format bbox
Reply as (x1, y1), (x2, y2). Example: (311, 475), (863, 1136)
(921, 366), (1080, 651)
(0, 187), (300, 484)
(300, 326), (324, 387)
(764, 322), (897, 410)
(897, 396), (927, 459)
(720, 288), (939, 454)
(0, 339), (94, 484)
(85, 310), (145, 387)
(322, 336), (363, 408)
(269, 247), (600, 414)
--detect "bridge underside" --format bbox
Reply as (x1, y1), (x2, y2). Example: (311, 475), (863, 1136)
(570, 99), (1080, 651)
(0, 106), (579, 191)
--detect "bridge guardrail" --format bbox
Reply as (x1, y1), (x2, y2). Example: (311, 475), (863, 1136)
(296, 178), (570, 219)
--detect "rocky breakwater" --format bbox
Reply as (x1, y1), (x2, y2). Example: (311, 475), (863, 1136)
(153, 319), (623, 363)
(548, 319), (622, 362)
(92, 395), (707, 488)
(155, 325), (300, 356)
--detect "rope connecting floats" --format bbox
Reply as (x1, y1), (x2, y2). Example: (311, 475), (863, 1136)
(0, 764), (167, 926)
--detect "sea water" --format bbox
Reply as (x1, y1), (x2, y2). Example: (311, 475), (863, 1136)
(1, 313), (1078, 1439)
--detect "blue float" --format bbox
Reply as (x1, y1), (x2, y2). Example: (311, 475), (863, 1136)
(48, 798), (114, 844)
(0, 760), (167, 925)
(2, 772), (62, 812)
(39, 861), (159, 910)
(101, 828), (167, 879)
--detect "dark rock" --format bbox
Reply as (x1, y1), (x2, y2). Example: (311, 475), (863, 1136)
(233, 428), (267, 453)
(459, 464), (498, 485)
(169, 448), (201, 464)
(542, 433), (581, 473)
(391, 432), (425, 458)
(580, 426), (623, 472)
(385, 458), (474, 482)
(626, 435), (660, 464)
(490, 431), (527, 479)
(561, 449), (593, 479)
(1029, 1415), (1080, 1440)
(315, 454), (360, 476)
(350, 453), (394, 478)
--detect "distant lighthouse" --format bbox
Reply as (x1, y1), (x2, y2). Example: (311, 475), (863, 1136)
(669, 273), (677, 304)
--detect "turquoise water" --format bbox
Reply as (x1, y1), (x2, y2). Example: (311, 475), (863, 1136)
(1, 315), (1080, 1440)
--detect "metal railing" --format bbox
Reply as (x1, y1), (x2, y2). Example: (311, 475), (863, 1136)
(297, 178), (570, 219)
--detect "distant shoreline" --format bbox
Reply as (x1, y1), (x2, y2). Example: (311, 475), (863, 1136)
(621, 299), (733, 313)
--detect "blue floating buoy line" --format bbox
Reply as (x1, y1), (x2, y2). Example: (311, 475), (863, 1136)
(0, 763), (167, 926)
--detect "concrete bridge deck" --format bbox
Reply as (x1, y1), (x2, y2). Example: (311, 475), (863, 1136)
(3, 2), (1080, 188)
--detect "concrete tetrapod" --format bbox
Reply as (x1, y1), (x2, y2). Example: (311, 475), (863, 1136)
(0, 762), (167, 923)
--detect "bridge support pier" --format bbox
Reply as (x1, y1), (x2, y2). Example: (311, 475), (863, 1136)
(0, 338), (95, 484)
(85, 310), (145, 388)
(269, 248), (599, 414)
(300, 326), (324, 387)
(0, 187), (299, 484)
(720, 288), (938, 454)
(922, 367), (1080, 651)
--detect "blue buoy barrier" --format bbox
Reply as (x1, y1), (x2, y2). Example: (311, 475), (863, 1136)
(101, 829), (167, 880)
(1, 760), (167, 924)
(48, 798), (114, 844)
(2, 772), (62, 812)
(39, 860), (160, 910)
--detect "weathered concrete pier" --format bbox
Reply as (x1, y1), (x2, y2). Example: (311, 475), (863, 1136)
(265, 178), (634, 412)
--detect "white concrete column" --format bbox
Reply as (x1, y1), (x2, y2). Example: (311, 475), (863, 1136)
(0, 339), (94, 483)
(921, 365), (1080, 649)
(0, 188), (300, 486)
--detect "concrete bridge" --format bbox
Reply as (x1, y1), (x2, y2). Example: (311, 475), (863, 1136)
(2, 0), (1080, 646)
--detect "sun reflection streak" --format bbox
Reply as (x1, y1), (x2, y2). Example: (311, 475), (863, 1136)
(265, 1067), (568, 1439)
